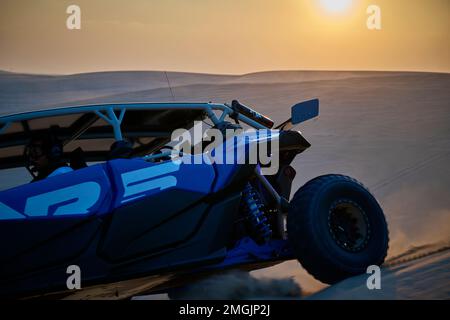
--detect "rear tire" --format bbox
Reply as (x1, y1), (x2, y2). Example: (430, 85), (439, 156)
(287, 174), (389, 284)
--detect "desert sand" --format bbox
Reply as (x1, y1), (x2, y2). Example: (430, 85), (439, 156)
(1, 70), (449, 299)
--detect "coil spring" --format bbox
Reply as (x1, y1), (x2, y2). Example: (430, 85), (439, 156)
(242, 183), (272, 243)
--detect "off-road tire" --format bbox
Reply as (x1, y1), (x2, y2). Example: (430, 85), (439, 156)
(287, 174), (389, 284)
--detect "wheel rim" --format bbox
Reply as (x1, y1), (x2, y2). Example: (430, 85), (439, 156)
(328, 199), (370, 252)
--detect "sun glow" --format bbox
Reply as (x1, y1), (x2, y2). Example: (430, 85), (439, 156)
(319, 0), (353, 13)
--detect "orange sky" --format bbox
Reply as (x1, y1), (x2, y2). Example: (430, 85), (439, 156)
(0, 0), (449, 74)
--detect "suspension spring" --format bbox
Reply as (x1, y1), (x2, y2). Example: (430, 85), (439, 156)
(242, 183), (272, 243)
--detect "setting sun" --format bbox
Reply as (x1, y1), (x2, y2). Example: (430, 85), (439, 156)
(319, 0), (353, 13)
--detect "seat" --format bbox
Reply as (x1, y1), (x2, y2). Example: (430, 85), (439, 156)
(69, 147), (88, 170)
(108, 140), (133, 160)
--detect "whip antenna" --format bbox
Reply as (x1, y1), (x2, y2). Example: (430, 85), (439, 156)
(164, 71), (175, 101)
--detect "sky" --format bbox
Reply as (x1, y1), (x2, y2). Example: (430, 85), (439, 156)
(0, 0), (449, 75)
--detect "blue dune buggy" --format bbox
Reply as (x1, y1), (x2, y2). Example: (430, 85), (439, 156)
(0, 100), (389, 299)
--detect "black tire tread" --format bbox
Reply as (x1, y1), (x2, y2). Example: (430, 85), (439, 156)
(287, 174), (389, 284)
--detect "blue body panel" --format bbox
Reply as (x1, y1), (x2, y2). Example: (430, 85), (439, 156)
(201, 237), (293, 271)
(0, 130), (270, 220)
(0, 130), (290, 298)
(0, 164), (112, 220)
(107, 157), (215, 208)
(0, 156), (218, 220)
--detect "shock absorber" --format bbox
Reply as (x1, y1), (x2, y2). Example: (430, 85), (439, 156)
(241, 183), (272, 243)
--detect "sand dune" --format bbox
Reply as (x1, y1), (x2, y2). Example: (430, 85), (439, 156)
(0, 69), (432, 114)
(134, 243), (450, 300)
(0, 70), (449, 299)
(309, 245), (450, 300)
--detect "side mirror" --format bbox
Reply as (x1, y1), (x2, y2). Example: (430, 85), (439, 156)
(291, 99), (319, 125)
(276, 99), (319, 130)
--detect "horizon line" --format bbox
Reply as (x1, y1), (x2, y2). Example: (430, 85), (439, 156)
(1, 68), (450, 77)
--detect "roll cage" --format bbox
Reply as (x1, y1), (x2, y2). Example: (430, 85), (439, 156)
(0, 102), (271, 170)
